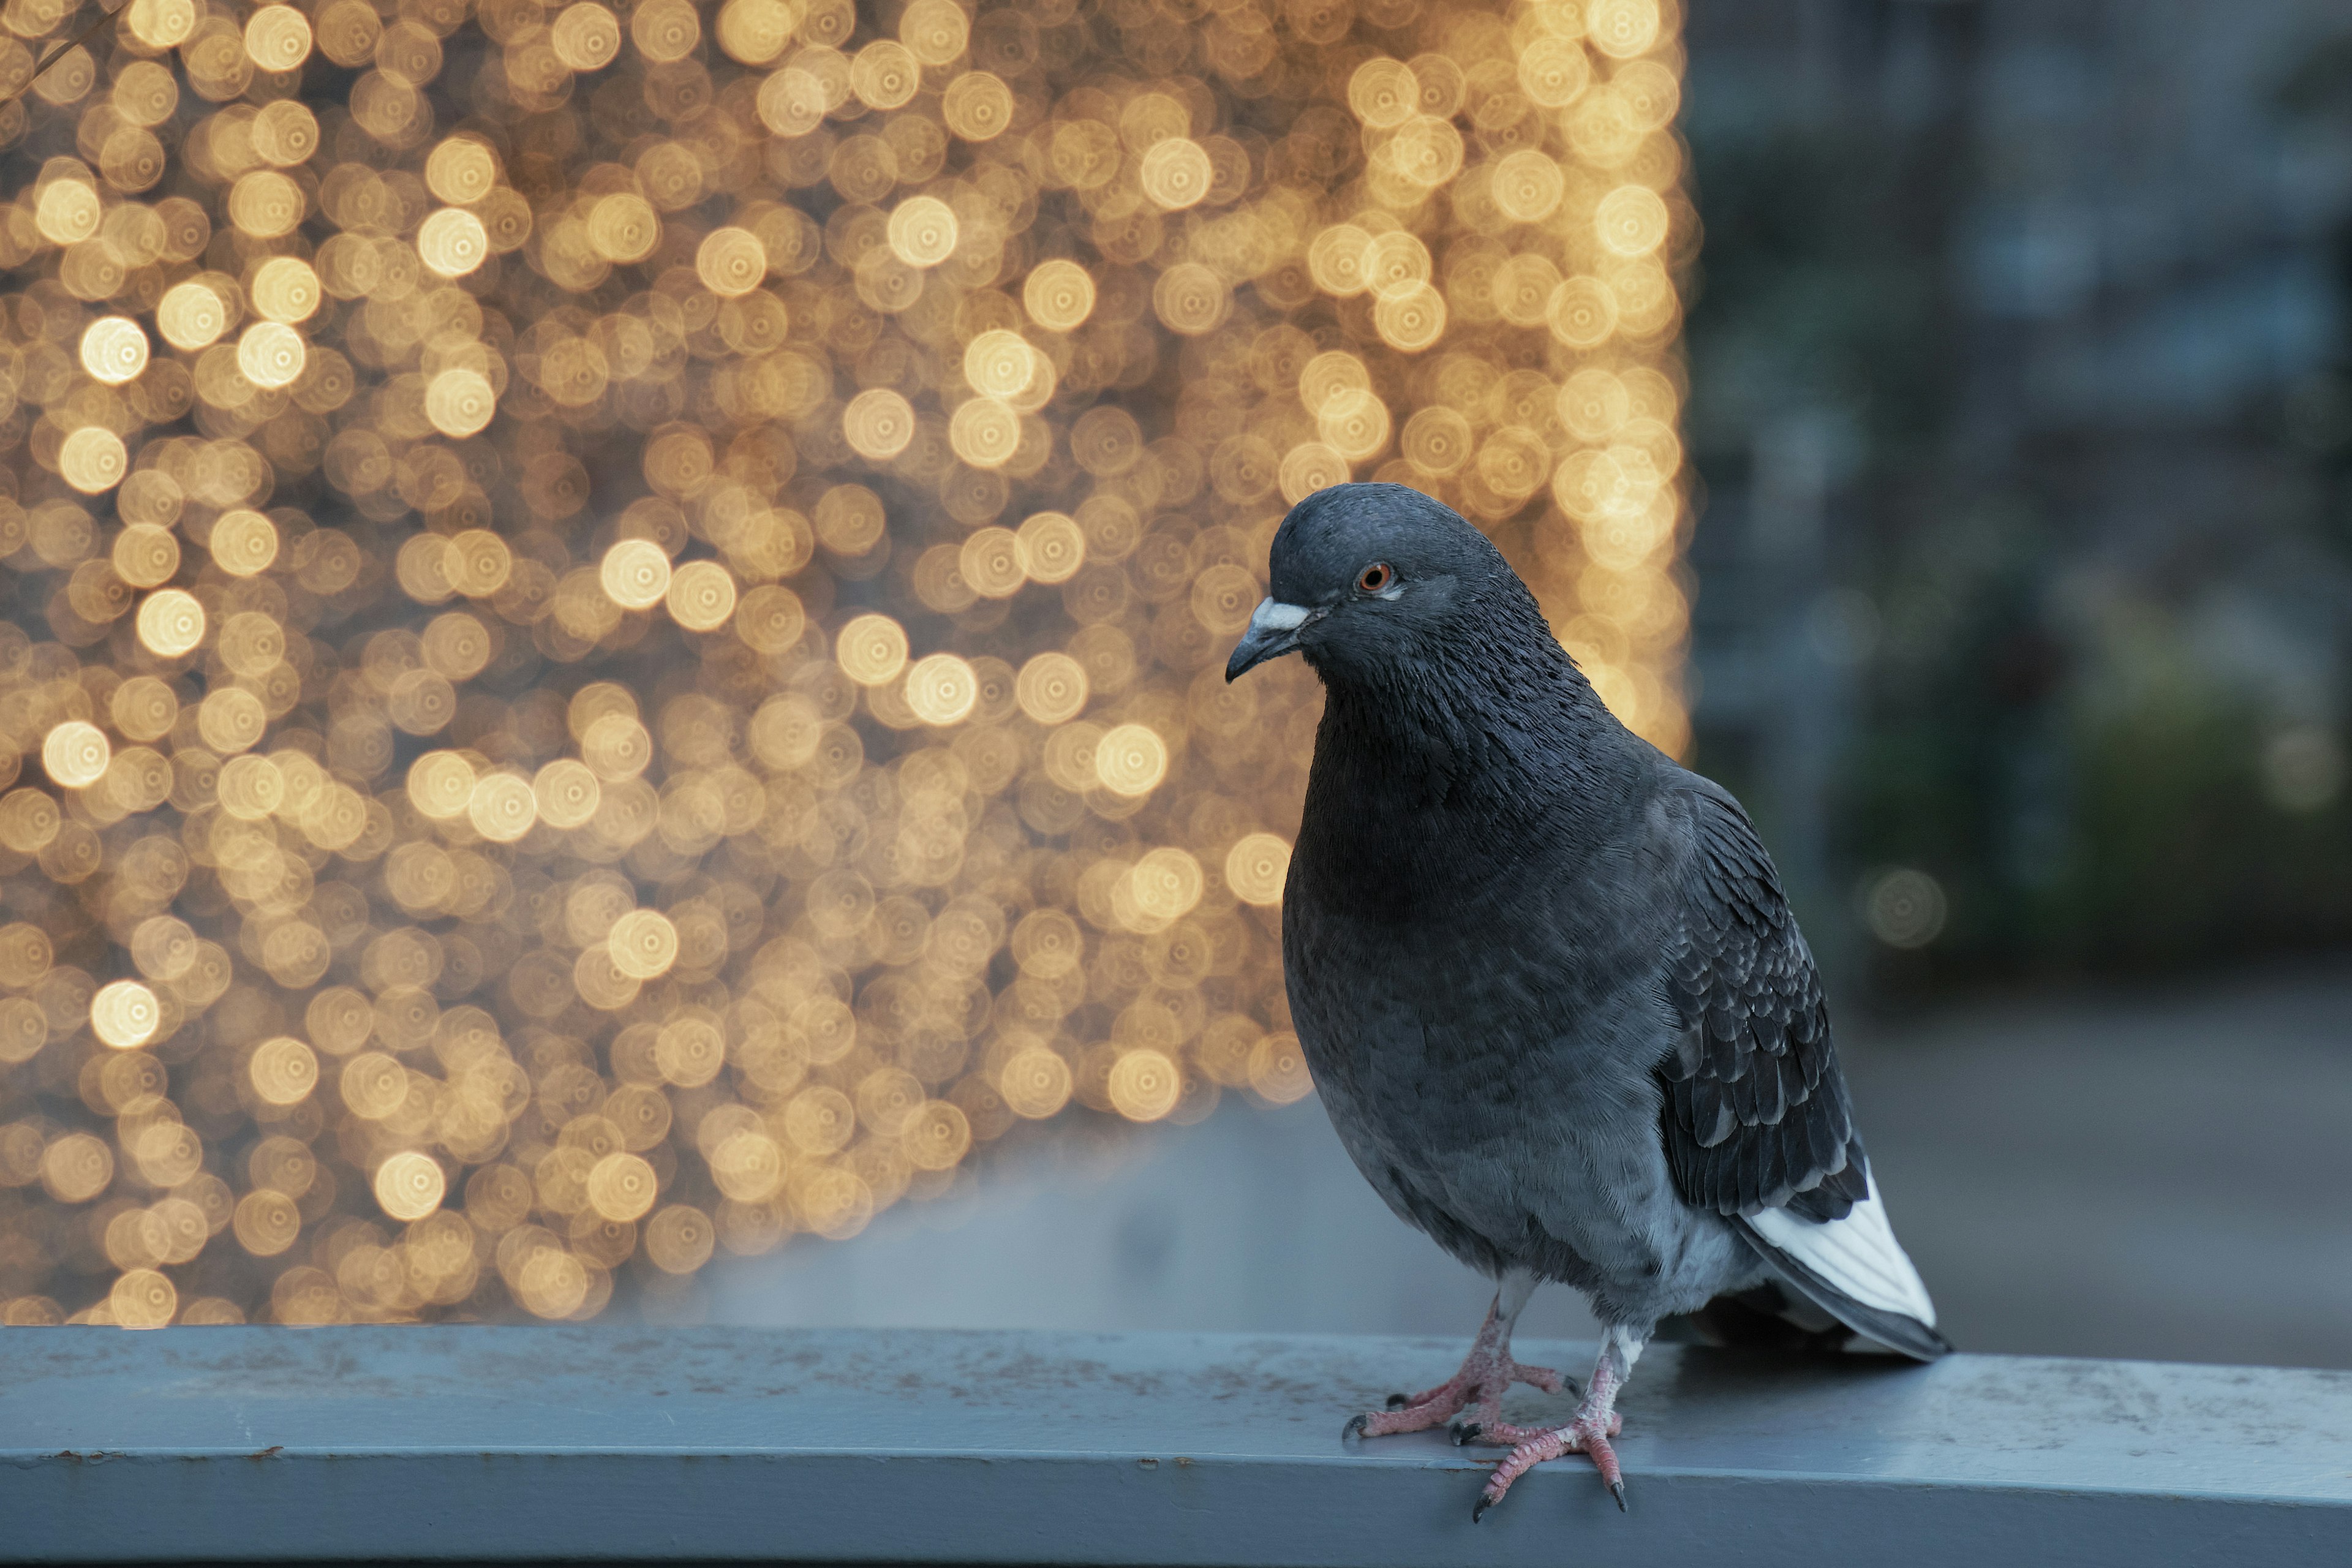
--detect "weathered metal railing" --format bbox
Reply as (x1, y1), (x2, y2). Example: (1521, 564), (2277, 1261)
(0, 1327), (2344, 1566)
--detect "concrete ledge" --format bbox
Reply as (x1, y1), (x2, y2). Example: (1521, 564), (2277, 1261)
(0, 1327), (2345, 1566)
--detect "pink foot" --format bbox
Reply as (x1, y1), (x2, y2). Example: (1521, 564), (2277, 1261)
(1471, 1409), (1629, 1518)
(1342, 1303), (1567, 1441)
(1469, 1332), (1642, 1519)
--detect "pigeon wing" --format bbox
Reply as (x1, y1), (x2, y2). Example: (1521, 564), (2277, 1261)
(1655, 775), (1861, 1221)
(1654, 775), (1950, 1360)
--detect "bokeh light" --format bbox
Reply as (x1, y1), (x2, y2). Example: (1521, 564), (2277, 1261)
(0, 0), (1687, 1325)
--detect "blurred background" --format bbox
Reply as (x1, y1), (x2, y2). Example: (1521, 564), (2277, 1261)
(0, 0), (2342, 1371)
(720, 0), (2352, 1373)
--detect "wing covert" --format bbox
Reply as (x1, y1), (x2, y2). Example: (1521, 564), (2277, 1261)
(1655, 777), (1868, 1223)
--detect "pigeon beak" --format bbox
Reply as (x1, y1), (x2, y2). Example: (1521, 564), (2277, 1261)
(1226, 598), (1316, 682)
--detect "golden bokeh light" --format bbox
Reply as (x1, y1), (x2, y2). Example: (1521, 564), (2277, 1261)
(1016, 652), (1090, 725)
(249, 257), (320, 325)
(608, 910), (680, 981)
(248, 1037), (319, 1107)
(468, 772), (540, 843)
(155, 280), (227, 351)
(1023, 258), (1096, 331)
(696, 227), (767, 297)
(836, 613), (911, 687)
(1108, 1049), (1182, 1123)
(209, 511), (279, 577)
(126, 0), (197, 50)
(887, 195), (959, 268)
(1226, 834), (1294, 907)
(842, 388), (916, 461)
(0, 0), (1689, 1326)
(236, 322), (306, 390)
(58, 428), (127, 494)
(374, 1152), (447, 1223)
(905, 653), (978, 726)
(80, 318), (148, 385)
(111, 1268), (176, 1329)
(666, 560), (739, 633)
(600, 540), (673, 612)
(1095, 725), (1170, 797)
(417, 209), (490, 279)
(551, 2), (622, 70)
(426, 137), (499, 205)
(135, 589), (205, 658)
(243, 6), (312, 72)
(1000, 1046), (1074, 1120)
(89, 981), (160, 1050)
(113, 525), (179, 589)
(585, 1152), (659, 1223)
(426, 370), (497, 439)
(42, 722), (110, 789)
(1015, 512), (1086, 584)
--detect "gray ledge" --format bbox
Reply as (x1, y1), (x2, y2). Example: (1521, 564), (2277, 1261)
(0, 1327), (2346, 1566)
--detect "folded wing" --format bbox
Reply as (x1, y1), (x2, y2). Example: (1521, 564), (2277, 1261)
(1654, 775), (1949, 1360)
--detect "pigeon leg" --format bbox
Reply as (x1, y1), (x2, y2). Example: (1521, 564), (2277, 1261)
(1472, 1324), (1648, 1518)
(1345, 1270), (1564, 1440)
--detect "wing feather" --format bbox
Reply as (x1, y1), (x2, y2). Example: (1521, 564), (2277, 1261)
(1653, 775), (1947, 1359)
(1653, 776), (1865, 1223)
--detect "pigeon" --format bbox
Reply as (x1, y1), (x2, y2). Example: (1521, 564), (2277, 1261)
(1224, 483), (1947, 1518)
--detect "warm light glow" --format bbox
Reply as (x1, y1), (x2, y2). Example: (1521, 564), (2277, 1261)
(135, 590), (206, 657)
(249, 258), (320, 323)
(468, 773), (539, 843)
(1226, 834), (1293, 907)
(418, 208), (489, 277)
(905, 654), (978, 726)
(666, 560), (738, 632)
(835, 614), (910, 687)
(608, 910), (680, 980)
(1016, 652), (1089, 725)
(0, 0), (1689, 1326)
(374, 1152), (447, 1223)
(42, 722), (109, 789)
(90, 981), (161, 1050)
(236, 322), (306, 389)
(156, 281), (227, 350)
(249, 1037), (318, 1106)
(1095, 725), (1170, 797)
(80, 318), (149, 385)
(210, 512), (279, 577)
(58, 428), (127, 494)
(600, 540), (673, 611)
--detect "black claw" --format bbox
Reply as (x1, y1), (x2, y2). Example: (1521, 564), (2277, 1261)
(1610, 1480), (1627, 1513)
(1342, 1414), (1369, 1442)
(1385, 1392), (1409, 1409)
(1449, 1422), (1482, 1446)
(1471, 1494), (1493, 1525)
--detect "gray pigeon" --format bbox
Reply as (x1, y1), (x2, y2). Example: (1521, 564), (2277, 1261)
(1224, 483), (1947, 1518)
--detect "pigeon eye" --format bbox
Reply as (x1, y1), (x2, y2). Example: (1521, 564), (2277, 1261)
(1357, 562), (1394, 594)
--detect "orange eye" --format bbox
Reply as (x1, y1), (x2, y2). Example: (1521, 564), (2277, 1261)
(1357, 562), (1393, 593)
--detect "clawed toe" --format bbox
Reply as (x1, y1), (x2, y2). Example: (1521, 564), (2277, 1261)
(1449, 1421), (1481, 1446)
(1384, 1392), (1409, 1409)
(1342, 1413), (1370, 1441)
(1475, 1414), (1631, 1517)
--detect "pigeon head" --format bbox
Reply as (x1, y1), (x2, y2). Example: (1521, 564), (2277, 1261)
(1224, 483), (1538, 685)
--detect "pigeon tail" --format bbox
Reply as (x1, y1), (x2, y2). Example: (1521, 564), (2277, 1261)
(1733, 1170), (1951, 1362)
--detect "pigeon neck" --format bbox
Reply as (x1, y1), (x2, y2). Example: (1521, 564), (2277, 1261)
(1303, 625), (1648, 891)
